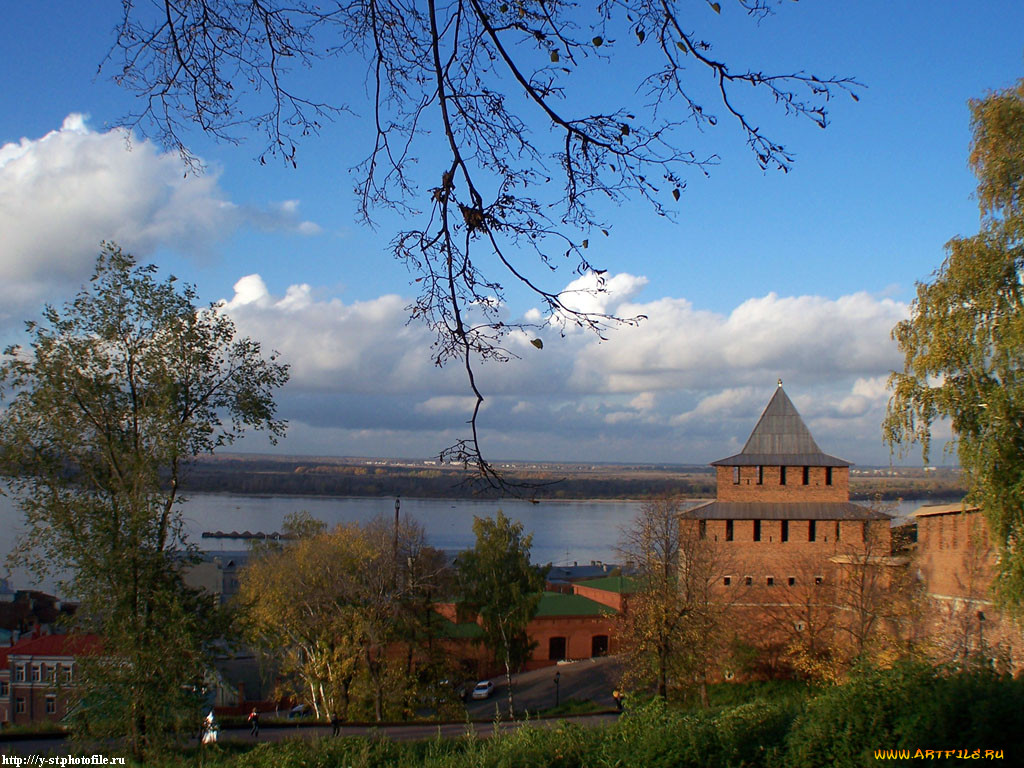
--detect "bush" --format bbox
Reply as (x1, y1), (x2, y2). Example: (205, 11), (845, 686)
(146, 666), (1024, 768)
(785, 663), (1024, 767)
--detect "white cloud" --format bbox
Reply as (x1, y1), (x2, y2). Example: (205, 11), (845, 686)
(569, 291), (907, 394)
(221, 276), (459, 395)
(0, 114), (319, 325)
(220, 272), (914, 464)
(552, 271), (649, 328)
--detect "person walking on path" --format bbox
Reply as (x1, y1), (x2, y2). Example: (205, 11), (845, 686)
(248, 708), (260, 738)
(202, 711), (218, 745)
(331, 713), (341, 737)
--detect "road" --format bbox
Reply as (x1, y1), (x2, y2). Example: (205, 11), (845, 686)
(1, 657), (624, 757)
(464, 655), (622, 718)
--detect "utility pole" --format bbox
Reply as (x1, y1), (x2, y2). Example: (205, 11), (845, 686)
(393, 496), (401, 589)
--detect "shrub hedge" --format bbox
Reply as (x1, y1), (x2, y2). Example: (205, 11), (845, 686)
(147, 664), (1022, 768)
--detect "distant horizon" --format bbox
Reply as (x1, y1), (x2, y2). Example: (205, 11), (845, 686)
(195, 450), (961, 472)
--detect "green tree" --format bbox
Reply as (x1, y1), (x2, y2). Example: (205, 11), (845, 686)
(456, 511), (548, 717)
(0, 244), (288, 758)
(885, 77), (1024, 607)
(105, 1), (859, 483)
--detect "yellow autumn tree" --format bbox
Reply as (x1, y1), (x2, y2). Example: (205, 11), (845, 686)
(239, 523), (371, 720)
(239, 513), (452, 721)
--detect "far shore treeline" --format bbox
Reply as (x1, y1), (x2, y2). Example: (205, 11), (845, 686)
(171, 454), (966, 502)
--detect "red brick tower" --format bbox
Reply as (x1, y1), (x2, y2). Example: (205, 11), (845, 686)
(682, 382), (890, 579)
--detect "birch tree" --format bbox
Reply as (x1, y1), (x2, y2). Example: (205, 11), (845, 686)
(885, 76), (1024, 607)
(456, 511), (547, 717)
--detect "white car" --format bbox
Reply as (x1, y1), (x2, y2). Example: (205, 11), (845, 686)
(471, 680), (495, 700)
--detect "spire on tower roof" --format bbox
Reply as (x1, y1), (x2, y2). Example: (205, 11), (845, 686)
(711, 384), (850, 467)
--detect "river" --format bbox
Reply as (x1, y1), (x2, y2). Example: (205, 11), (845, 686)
(0, 492), (945, 595)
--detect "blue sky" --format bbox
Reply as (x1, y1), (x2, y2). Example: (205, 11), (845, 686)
(2, 1), (1023, 466)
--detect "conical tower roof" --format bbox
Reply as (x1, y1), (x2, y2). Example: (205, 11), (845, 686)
(711, 383), (850, 467)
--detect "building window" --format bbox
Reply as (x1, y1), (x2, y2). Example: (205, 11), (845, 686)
(862, 521), (868, 543)
(781, 520), (789, 542)
(725, 519), (734, 542)
(699, 520), (707, 540)
(744, 576), (753, 586)
(0, 681), (8, 696)
(809, 520), (817, 542)
(46, 695), (56, 715)
(780, 466), (787, 485)
(757, 465), (763, 485)
(825, 467), (833, 486)
(732, 466), (740, 484)
(835, 521), (841, 542)
(795, 622), (806, 632)
(15, 697), (25, 714)
(549, 636), (567, 661)
(31, 664), (41, 683)
(802, 466), (810, 485)
(62, 665), (73, 683)
(14, 665), (25, 683)
(723, 576), (731, 586)
(46, 665), (57, 683)
(766, 576), (775, 587)
(815, 576), (824, 586)
(753, 519), (762, 542)
(788, 577), (796, 587)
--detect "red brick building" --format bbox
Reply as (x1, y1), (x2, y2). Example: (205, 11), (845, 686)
(0, 634), (101, 726)
(913, 503), (1021, 669)
(678, 384), (894, 676)
(436, 583), (625, 676)
(682, 383), (890, 586)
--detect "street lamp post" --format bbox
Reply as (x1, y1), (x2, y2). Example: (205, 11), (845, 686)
(393, 496), (401, 589)
(977, 610), (986, 662)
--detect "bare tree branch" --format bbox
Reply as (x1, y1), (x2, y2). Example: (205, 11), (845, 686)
(106, 1), (861, 488)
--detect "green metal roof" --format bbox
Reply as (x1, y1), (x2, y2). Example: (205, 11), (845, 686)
(535, 591), (614, 617)
(574, 576), (638, 594)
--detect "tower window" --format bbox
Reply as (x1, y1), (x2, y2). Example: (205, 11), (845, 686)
(835, 521), (841, 542)
(781, 520), (789, 542)
(780, 466), (787, 485)
(725, 519), (734, 541)
(809, 520), (817, 542)
(723, 576), (731, 586)
(826, 467), (833, 486)
(744, 576), (753, 586)
(788, 577), (796, 587)
(699, 520), (707, 540)
(766, 576), (775, 587)
(753, 519), (762, 542)
(732, 466), (740, 484)
(802, 466), (810, 485)
(757, 465), (763, 485)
